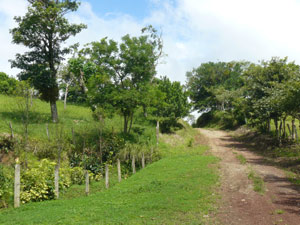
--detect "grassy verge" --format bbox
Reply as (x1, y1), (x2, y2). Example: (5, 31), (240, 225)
(0, 127), (219, 224)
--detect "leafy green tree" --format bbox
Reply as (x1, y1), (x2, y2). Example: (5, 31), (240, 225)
(150, 77), (190, 132)
(10, 0), (86, 122)
(243, 57), (299, 133)
(186, 61), (247, 113)
(0, 72), (18, 95)
(87, 26), (163, 133)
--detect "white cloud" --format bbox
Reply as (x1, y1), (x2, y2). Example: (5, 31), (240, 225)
(2, 0), (300, 84)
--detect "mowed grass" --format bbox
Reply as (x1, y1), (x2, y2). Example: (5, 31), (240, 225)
(0, 94), (123, 140)
(0, 129), (219, 224)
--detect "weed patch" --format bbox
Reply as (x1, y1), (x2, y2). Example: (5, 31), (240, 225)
(248, 170), (265, 194)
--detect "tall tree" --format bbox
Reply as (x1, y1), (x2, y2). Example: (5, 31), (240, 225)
(87, 26), (163, 133)
(10, 0), (86, 122)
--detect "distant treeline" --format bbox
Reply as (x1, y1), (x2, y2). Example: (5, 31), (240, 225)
(187, 57), (300, 140)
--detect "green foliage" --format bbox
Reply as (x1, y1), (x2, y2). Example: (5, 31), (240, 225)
(20, 159), (70, 203)
(196, 110), (244, 129)
(150, 77), (190, 132)
(86, 27), (163, 133)
(186, 61), (248, 112)
(0, 72), (18, 96)
(0, 165), (13, 208)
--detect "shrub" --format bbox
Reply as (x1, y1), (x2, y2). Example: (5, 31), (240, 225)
(20, 159), (71, 204)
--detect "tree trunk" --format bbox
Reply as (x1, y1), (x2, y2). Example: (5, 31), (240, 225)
(80, 70), (88, 94)
(274, 118), (279, 139)
(287, 124), (292, 138)
(30, 88), (33, 107)
(50, 100), (58, 123)
(292, 119), (296, 140)
(156, 120), (159, 146)
(132, 155), (136, 174)
(142, 152), (145, 169)
(279, 120), (283, 145)
(64, 84), (69, 110)
(9, 122), (14, 139)
(283, 118), (286, 139)
(294, 125), (298, 142)
(128, 112), (134, 134)
(117, 159), (121, 183)
(267, 119), (271, 133)
(123, 115), (128, 133)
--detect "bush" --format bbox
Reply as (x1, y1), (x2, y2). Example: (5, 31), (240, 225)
(20, 159), (71, 204)
(196, 110), (244, 129)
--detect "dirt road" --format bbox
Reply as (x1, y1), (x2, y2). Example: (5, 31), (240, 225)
(199, 129), (300, 225)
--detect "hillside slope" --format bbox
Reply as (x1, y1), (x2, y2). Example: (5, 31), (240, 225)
(0, 128), (219, 224)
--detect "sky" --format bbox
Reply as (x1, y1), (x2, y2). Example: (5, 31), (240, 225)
(1, 0), (300, 84)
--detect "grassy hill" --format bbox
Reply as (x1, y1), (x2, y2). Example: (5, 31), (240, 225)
(0, 94), (124, 140)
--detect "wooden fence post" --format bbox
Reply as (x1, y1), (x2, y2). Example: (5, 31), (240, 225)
(85, 170), (89, 196)
(156, 120), (159, 146)
(105, 164), (109, 189)
(9, 122), (14, 139)
(142, 152), (145, 169)
(54, 164), (59, 199)
(14, 163), (20, 208)
(132, 155), (136, 174)
(117, 159), (121, 183)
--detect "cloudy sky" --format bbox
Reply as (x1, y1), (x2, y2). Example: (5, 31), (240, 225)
(1, 0), (300, 84)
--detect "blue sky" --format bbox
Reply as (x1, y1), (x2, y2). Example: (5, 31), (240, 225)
(86, 0), (152, 20)
(1, 0), (300, 85)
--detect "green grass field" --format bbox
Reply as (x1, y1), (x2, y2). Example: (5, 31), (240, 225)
(0, 125), (219, 224)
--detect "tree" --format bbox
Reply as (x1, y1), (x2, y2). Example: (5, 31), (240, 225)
(10, 0), (86, 122)
(243, 57), (299, 133)
(87, 26), (163, 133)
(150, 77), (190, 132)
(186, 61), (247, 113)
(0, 72), (18, 95)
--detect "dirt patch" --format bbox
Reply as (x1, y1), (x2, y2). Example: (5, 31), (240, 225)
(199, 128), (300, 225)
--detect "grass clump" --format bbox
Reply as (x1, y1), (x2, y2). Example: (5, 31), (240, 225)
(248, 170), (265, 194)
(236, 154), (247, 164)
